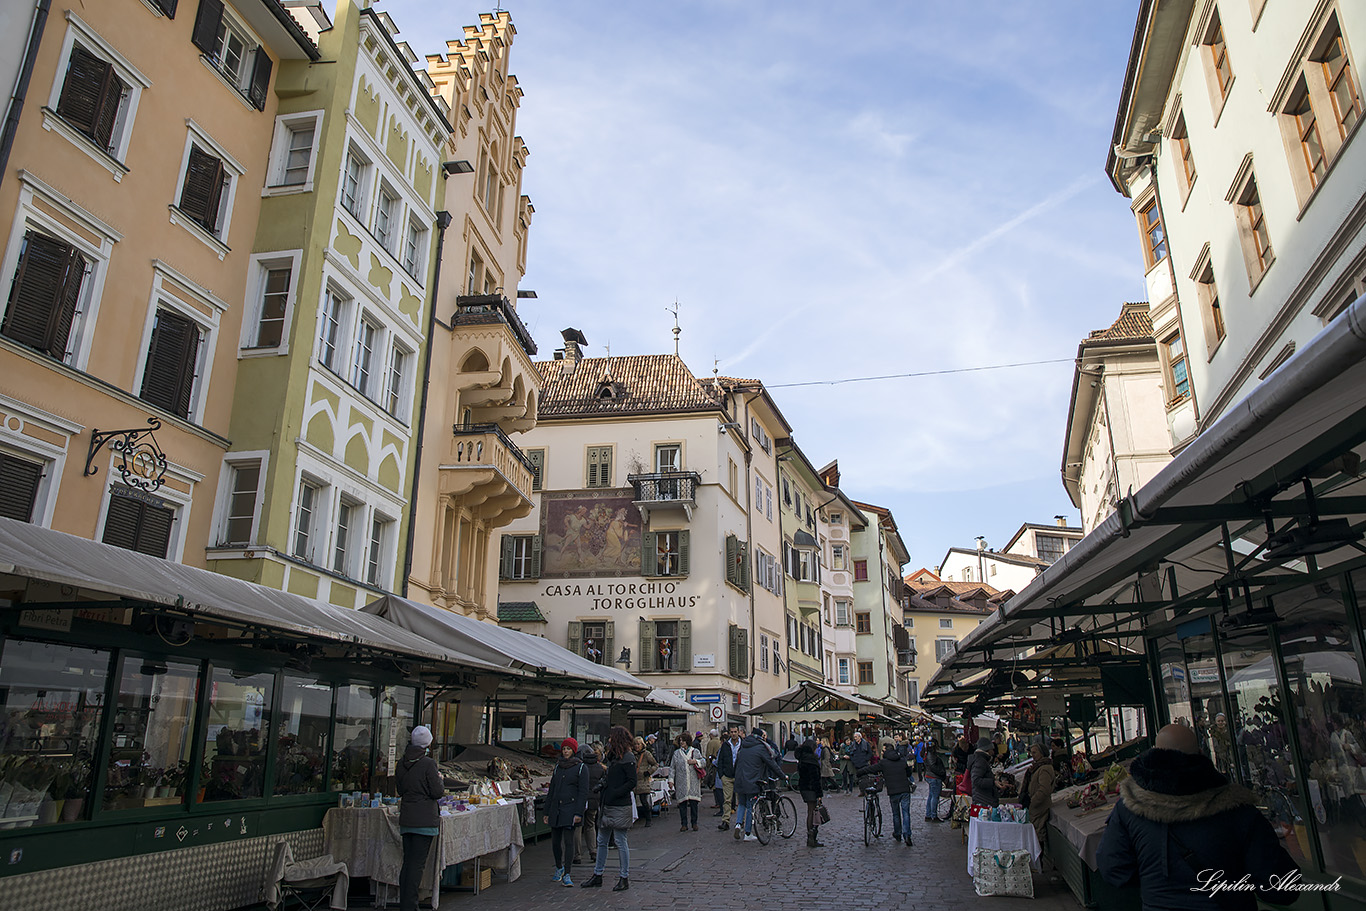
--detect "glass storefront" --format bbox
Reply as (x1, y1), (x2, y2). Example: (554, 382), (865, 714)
(104, 658), (199, 810)
(273, 676), (332, 796)
(332, 685), (376, 793)
(374, 685), (416, 796)
(201, 667), (274, 802)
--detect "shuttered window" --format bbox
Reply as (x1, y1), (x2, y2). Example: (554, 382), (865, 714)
(569, 621), (613, 665)
(102, 492), (174, 558)
(728, 625), (749, 680)
(0, 453), (44, 522)
(139, 308), (201, 418)
(498, 535), (542, 580)
(192, 0), (271, 110)
(2, 231), (86, 361)
(179, 145), (228, 234)
(641, 530), (688, 578)
(56, 46), (128, 156)
(586, 445), (612, 488)
(724, 533), (749, 591)
(151, 0), (178, 16)
(525, 449), (545, 491)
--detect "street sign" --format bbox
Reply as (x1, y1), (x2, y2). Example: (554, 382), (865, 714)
(689, 693), (722, 704)
(709, 704), (725, 723)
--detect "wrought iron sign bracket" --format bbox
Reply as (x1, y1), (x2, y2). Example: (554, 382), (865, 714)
(84, 418), (169, 493)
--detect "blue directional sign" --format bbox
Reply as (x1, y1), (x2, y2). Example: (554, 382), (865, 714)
(689, 693), (722, 704)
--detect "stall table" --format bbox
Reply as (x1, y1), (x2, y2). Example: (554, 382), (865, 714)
(1044, 781), (1139, 910)
(323, 801), (523, 909)
(966, 815), (1042, 876)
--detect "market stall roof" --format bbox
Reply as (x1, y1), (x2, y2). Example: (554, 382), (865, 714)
(642, 688), (694, 712)
(926, 294), (1366, 704)
(746, 680), (890, 722)
(361, 594), (650, 694)
(0, 517), (508, 674)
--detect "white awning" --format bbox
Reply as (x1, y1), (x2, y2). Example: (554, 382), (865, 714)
(361, 594), (651, 693)
(747, 680), (887, 718)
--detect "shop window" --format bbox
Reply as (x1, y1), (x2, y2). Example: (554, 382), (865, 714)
(104, 658), (199, 810)
(200, 666), (272, 802)
(0, 451), (45, 522)
(857, 661), (874, 685)
(273, 676), (331, 796)
(0, 639), (109, 826)
(138, 306), (203, 419)
(640, 618), (691, 672)
(102, 489), (175, 558)
(373, 686), (415, 796)
(331, 684), (375, 792)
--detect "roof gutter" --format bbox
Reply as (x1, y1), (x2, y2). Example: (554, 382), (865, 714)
(0, 0), (49, 195)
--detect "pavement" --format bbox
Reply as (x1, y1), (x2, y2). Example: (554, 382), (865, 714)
(423, 786), (1083, 910)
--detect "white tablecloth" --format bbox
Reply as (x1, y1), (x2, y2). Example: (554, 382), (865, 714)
(966, 817), (1042, 876)
(322, 802), (523, 908)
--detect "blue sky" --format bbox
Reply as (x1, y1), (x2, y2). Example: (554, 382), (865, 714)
(379, 0), (1147, 573)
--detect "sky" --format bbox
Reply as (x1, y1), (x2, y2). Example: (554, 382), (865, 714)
(379, 0), (1147, 573)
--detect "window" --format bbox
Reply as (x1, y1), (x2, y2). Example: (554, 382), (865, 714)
(855, 612), (871, 634)
(728, 624), (748, 679)
(332, 498), (357, 574)
(751, 418), (771, 453)
(728, 458), (738, 499)
(102, 490), (174, 558)
(139, 307), (202, 419)
(935, 638), (957, 663)
(1201, 9), (1234, 114)
(352, 317), (377, 397)
(766, 485), (772, 521)
(365, 515), (391, 586)
(569, 621), (613, 665)
(373, 185), (397, 251)
(173, 126), (243, 245)
(1162, 331), (1190, 402)
(586, 445), (613, 488)
(402, 218), (426, 277)
(293, 479), (321, 559)
(641, 619), (690, 673)
(248, 263), (291, 349)
(55, 46), (130, 158)
(1291, 84), (1327, 187)
(220, 460), (260, 545)
(643, 530), (688, 577)
(724, 533), (749, 591)
(318, 286), (347, 370)
(939, 618), (953, 629)
(837, 658), (850, 685)
(104, 658), (200, 811)
(835, 600), (850, 626)
(1323, 23), (1362, 136)
(1231, 168), (1273, 283)
(481, 145), (499, 213)
(2, 229), (89, 361)
(200, 666), (273, 801)
(853, 559), (868, 582)
(1277, 16), (1362, 205)
(831, 544), (846, 571)
(1036, 534), (1067, 563)
(499, 534), (542, 580)
(341, 149), (369, 219)
(526, 449), (545, 491)
(857, 661), (874, 685)
(267, 113), (320, 190)
(192, 0), (272, 110)
(385, 343), (409, 418)
(467, 250), (484, 294)
(0, 452), (44, 522)
(1194, 251), (1225, 354)
(759, 633), (769, 672)
(655, 442), (682, 474)
(908, 680), (919, 705)
(772, 636), (780, 675)
(1172, 109), (1196, 198)
(273, 675), (331, 796)
(1138, 198), (1167, 268)
(829, 511), (842, 525)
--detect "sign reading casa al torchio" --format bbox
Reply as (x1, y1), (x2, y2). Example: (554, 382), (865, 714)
(539, 580), (701, 611)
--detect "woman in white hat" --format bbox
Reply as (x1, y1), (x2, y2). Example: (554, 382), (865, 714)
(396, 725), (441, 911)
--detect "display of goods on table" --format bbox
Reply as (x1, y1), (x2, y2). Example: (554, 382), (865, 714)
(1065, 782), (1108, 811)
(1102, 762), (1129, 794)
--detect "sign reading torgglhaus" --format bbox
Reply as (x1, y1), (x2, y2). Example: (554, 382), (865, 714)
(540, 580), (700, 610)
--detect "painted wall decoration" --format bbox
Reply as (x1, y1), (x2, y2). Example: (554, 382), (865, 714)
(540, 489), (642, 577)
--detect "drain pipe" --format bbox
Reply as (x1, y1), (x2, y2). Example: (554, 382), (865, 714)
(0, 0), (50, 192)
(400, 209), (451, 597)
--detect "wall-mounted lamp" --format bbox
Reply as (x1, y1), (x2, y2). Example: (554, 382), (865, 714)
(616, 647), (632, 668)
(517, 290), (538, 299)
(442, 160), (474, 176)
(718, 422), (742, 434)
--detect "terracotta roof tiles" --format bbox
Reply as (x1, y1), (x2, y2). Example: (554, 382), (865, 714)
(1086, 301), (1152, 342)
(534, 355), (725, 418)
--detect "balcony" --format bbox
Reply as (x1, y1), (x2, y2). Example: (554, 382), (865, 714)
(628, 470), (701, 522)
(437, 423), (535, 524)
(453, 293), (537, 357)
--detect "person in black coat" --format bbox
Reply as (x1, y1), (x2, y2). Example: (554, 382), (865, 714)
(844, 730), (873, 776)
(1097, 724), (1300, 911)
(733, 730), (782, 840)
(796, 738), (825, 847)
(545, 737), (587, 887)
(395, 726), (442, 911)
(862, 739), (915, 845)
(578, 744), (604, 865)
(715, 726), (743, 829)
(964, 736), (999, 807)
(582, 725), (637, 892)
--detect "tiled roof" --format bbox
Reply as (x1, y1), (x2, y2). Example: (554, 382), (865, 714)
(903, 592), (993, 615)
(1086, 301), (1152, 342)
(498, 602), (547, 623)
(907, 580), (1002, 597)
(534, 355), (724, 418)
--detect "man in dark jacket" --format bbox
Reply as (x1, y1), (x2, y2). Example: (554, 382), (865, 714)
(578, 744), (604, 866)
(1097, 724), (1300, 911)
(733, 730), (782, 841)
(545, 737), (588, 886)
(396, 726), (442, 911)
(715, 726), (742, 830)
(844, 730), (872, 776)
(924, 741), (948, 821)
(964, 736), (999, 807)
(862, 738), (915, 845)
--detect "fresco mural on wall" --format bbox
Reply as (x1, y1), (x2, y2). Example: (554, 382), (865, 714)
(541, 489), (642, 577)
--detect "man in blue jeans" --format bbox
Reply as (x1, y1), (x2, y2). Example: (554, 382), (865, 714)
(923, 740), (947, 821)
(862, 738), (914, 845)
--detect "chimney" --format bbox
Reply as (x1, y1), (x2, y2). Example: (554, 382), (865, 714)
(1055, 515), (1068, 527)
(559, 328), (587, 373)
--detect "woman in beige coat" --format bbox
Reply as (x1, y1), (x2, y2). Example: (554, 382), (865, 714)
(633, 736), (659, 827)
(670, 733), (704, 831)
(1023, 742), (1058, 848)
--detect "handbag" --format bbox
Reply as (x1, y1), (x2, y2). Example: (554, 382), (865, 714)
(818, 801), (831, 823)
(601, 803), (633, 829)
(972, 848), (1034, 898)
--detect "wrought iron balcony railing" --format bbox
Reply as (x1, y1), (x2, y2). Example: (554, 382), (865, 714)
(453, 293), (538, 356)
(628, 470), (701, 504)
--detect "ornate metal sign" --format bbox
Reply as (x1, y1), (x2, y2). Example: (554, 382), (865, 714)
(84, 418), (169, 493)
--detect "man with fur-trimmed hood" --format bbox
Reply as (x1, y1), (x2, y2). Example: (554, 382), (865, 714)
(1097, 723), (1300, 910)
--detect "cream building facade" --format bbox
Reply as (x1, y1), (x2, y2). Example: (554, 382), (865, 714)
(847, 498), (911, 707)
(900, 578), (998, 707)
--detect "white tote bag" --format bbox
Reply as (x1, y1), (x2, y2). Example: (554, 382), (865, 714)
(972, 848), (1034, 898)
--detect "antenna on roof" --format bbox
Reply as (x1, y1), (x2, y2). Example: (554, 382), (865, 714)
(667, 300), (681, 356)
(713, 356), (719, 379)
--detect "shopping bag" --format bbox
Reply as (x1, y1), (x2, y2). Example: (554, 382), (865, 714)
(972, 848), (1034, 898)
(818, 801), (831, 823)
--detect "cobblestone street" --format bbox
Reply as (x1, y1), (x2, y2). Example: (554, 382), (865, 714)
(431, 789), (1081, 911)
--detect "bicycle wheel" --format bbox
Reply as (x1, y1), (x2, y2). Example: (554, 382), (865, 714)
(874, 800), (883, 836)
(754, 806), (773, 844)
(863, 800), (874, 846)
(776, 796), (798, 839)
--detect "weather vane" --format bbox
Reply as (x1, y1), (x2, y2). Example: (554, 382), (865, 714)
(667, 300), (681, 355)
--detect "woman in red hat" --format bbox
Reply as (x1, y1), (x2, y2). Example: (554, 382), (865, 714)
(545, 737), (588, 887)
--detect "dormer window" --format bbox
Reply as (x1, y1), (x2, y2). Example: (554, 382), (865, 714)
(595, 379), (624, 401)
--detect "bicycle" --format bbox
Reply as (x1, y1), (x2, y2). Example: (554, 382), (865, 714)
(751, 777), (798, 844)
(860, 775), (884, 846)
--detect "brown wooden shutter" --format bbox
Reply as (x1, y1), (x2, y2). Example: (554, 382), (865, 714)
(56, 48), (113, 139)
(179, 146), (225, 232)
(90, 72), (126, 153)
(103, 493), (175, 558)
(0, 453), (43, 522)
(139, 309), (199, 417)
(248, 48), (272, 110)
(2, 232), (84, 359)
(155, 0), (178, 17)
(192, 0), (225, 54)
